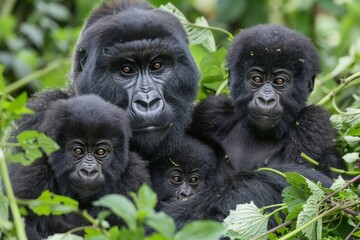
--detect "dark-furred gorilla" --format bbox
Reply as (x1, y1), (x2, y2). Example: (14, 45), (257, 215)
(10, 95), (150, 239)
(150, 136), (217, 203)
(190, 24), (343, 177)
(162, 24), (337, 229)
(14, 0), (199, 161)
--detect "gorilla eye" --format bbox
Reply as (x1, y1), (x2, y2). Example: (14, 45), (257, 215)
(189, 177), (199, 185)
(171, 176), (182, 183)
(252, 76), (263, 84)
(120, 66), (134, 74)
(274, 78), (285, 85)
(73, 148), (84, 156)
(151, 62), (162, 71)
(95, 148), (107, 157)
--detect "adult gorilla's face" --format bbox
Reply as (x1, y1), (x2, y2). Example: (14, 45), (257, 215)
(70, 3), (199, 159)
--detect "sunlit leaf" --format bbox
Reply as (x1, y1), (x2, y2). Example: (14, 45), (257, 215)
(347, 123), (360, 136)
(342, 152), (359, 163)
(223, 201), (267, 240)
(146, 211), (175, 239)
(93, 194), (137, 230)
(330, 175), (346, 191)
(28, 190), (78, 216)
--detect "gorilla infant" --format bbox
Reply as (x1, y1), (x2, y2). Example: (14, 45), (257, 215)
(10, 95), (150, 239)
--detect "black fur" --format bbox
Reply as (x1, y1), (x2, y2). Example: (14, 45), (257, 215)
(150, 136), (217, 203)
(10, 95), (150, 239)
(165, 24), (342, 229)
(70, 0), (199, 160)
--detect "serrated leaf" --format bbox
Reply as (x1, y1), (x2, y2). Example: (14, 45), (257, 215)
(160, 3), (216, 52)
(282, 186), (306, 221)
(28, 190), (78, 216)
(223, 202), (267, 240)
(175, 220), (224, 240)
(284, 172), (308, 190)
(93, 194), (137, 230)
(146, 211), (175, 239)
(296, 179), (324, 240)
(330, 114), (343, 130)
(330, 176), (346, 191)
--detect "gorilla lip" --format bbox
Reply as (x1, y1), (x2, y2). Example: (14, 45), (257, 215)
(132, 122), (171, 133)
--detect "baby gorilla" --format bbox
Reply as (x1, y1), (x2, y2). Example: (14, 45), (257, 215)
(150, 136), (217, 203)
(9, 95), (150, 239)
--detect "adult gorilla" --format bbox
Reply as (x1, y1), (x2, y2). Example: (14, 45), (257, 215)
(14, 0), (199, 161)
(71, 0), (199, 160)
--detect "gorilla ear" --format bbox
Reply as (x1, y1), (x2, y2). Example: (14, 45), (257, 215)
(307, 75), (315, 95)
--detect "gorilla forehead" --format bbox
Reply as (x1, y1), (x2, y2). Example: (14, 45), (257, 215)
(227, 24), (321, 76)
(81, 7), (188, 48)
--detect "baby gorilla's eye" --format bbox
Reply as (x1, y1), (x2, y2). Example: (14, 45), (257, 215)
(120, 66), (134, 74)
(151, 62), (162, 71)
(274, 78), (285, 85)
(189, 177), (199, 185)
(171, 176), (182, 183)
(73, 148), (84, 156)
(252, 76), (263, 84)
(95, 148), (107, 157)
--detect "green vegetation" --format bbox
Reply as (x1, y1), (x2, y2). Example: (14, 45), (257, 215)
(0, 0), (359, 239)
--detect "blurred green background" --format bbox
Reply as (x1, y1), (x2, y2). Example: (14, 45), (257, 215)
(0, 0), (359, 110)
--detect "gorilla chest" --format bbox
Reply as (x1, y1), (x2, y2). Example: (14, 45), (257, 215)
(220, 129), (283, 171)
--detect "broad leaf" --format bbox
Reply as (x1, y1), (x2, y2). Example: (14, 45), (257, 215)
(223, 201), (267, 240)
(46, 233), (83, 240)
(175, 220), (224, 240)
(28, 190), (78, 216)
(330, 175), (346, 191)
(146, 211), (175, 239)
(342, 152), (359, 163)
(93, 194), (137, 230)
(346, 123), (360, 136)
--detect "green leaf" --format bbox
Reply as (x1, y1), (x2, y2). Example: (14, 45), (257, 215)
(8, 130), (59, 165)
(28, 190), (78, 216)
(330, 175), (346, 191)
(343, 136), (360, 148)
(146, 211), (175, 239)
(296, 180), (324, 240)
(342, 152), (359, 163)
(46, 233), (84, 240)
(347, 123), (360, 136)
(330, 114), (343, 130)
(84, 228), (107, 240)
(223, 201), (267, 240)
(175, 220), (224, 240)
(132, 184), (157, 214)
(109, 227), (144, 240)
(282, 186), (306, 221)
(93, 194), (137, 230)
(160, 3), (216, 52)
(284, 172), (308, 190)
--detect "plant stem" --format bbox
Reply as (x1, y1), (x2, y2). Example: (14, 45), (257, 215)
(317, 71), (360, 106)
(278, 201), (359, 240)
(301, 152), (360, 175)
(4, 58), (71, 94)
(345, 221), (360, 240)
(216, 79), (228, 95)
(0, 148), (27, 240)
(251, 221), (292, 240)
(257, 167), (286, 178)
(188, 23), (234, 39)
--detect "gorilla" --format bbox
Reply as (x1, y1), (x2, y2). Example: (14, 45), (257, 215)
(150, 136), (217, 203)
(190, 24), (344, 178)
(14, 0), (199, 161)
(163, 24), (338, 229)
(10, 95), (150, 239)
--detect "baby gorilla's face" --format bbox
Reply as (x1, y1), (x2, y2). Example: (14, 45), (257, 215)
(166, 166), (205, 201)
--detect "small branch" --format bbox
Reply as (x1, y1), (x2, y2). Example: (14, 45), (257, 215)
(345, 221), (360, 240)
(257, 167), (286, 178)
(4, 58), (71, 94)
(301, 153), (360, 176)
(317, 71), (360, 106)
(322, 175), (360, 203)
(188, 23), (234, 39)
(216, 79), (228, 95)
(250, 221), (292, 240)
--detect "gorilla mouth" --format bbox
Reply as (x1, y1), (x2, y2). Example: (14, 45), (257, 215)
(132, 122), (172, 133)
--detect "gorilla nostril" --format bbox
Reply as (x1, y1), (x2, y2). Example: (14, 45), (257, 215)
(80, 169), (98, 178)
(149, 98), (161, 111)
(179, 193), (189, 201)
(135, 100), (148, 111)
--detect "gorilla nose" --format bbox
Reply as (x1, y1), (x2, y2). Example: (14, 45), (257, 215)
(178, 191), (193, 201)
(134, 98), (162, 112)
(79, 167), (99, 180)
(131, 91), (164, 117)
(256, 95), (277, 109)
